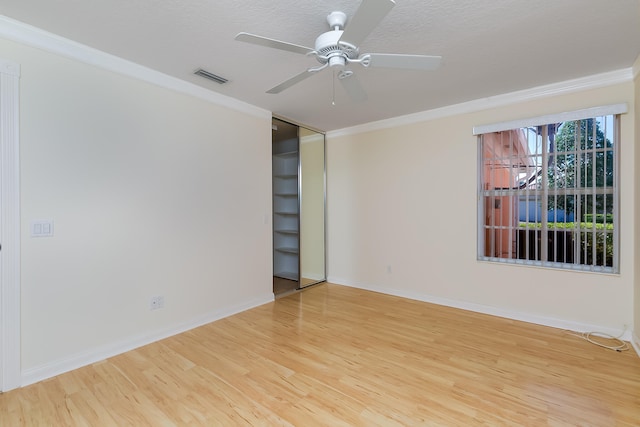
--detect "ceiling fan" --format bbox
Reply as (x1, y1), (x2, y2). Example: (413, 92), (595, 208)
(234, 0), (442, 102)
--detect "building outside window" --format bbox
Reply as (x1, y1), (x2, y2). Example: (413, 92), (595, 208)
(477, 109), (621, 273)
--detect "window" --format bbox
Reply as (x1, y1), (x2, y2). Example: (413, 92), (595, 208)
(476, 108), (622, 273)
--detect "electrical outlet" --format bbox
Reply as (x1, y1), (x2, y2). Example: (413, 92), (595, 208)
(150, 296), (165, 310)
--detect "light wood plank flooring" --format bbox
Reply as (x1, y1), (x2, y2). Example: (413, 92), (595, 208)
(2, 283), (639, 426)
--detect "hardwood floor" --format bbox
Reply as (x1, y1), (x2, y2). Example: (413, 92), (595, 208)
(2, 283), (639, 426)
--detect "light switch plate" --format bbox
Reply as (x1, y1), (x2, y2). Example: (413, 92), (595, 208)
(30, 219), (54, 237)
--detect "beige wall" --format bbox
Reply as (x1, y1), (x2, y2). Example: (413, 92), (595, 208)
(0, 38), (272, 376)
(327, 82), (635, 334)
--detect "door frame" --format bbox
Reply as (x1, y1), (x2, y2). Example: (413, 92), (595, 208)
(0, 58), (21, 392)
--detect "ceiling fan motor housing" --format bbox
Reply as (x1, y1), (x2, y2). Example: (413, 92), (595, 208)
(314, 28), (359, 68)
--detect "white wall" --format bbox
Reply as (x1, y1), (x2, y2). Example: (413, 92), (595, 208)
(0, 38), (273, 382)
(327, 82), (635, 335)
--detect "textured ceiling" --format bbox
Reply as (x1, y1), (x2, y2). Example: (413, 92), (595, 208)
(1, 0), (639, 131)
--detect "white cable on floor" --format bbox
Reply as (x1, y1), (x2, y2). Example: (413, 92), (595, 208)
(565, 329), (629, 352)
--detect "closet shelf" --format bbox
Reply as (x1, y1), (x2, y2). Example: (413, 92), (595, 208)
(274, 271), (298, 281)
(275, 229), (298, 235)
(275, 247), (299, 254)
(274, 151), (298, 158)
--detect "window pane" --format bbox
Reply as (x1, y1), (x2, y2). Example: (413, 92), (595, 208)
(478, 115), (618, 272)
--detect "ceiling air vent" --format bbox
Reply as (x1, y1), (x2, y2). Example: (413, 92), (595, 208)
(194, 69), (228, 84)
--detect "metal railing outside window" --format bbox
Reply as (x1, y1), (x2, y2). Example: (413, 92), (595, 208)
(477, 113), (619, 273)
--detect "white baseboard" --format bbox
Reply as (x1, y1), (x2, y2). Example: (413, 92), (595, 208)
(21, 293), (274, 387)
(328, 277), (631, 341)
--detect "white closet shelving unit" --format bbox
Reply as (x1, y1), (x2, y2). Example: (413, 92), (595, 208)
(272, 146), (300, 282)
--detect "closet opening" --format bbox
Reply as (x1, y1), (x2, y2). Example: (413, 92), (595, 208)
(272, 118), (326, 296)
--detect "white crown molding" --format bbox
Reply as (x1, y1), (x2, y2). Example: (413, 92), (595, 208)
(0, 15), (271, 120)
(21, 292), (274, 387)
(328, 276), (632, 342)
(328, 68), (634, 138)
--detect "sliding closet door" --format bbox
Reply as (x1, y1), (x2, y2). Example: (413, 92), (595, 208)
(272, 119), (300, 295)
(299, 127), (326, 287)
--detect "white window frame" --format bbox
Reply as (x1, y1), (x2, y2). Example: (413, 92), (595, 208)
(475, 104), (626, 273)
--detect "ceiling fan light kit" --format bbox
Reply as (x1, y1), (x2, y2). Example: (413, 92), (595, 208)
(235, 0), (442, 101)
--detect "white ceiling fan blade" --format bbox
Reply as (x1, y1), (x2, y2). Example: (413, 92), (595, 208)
(339, 0), (395, 47)
(366, 53), (442, 70)
(235, 32), (313, 55)
(267, 70), (317, 94)
(339, 73), (368, 103)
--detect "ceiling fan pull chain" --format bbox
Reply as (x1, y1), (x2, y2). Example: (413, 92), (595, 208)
(332, 70), (336, 106)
